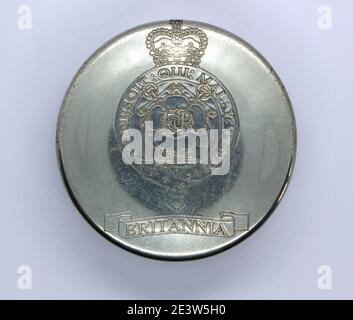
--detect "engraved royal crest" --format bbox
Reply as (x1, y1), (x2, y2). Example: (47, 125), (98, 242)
(114, 20), (240, 213)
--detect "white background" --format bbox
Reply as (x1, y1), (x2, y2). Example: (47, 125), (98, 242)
(1, 0), (352, 299)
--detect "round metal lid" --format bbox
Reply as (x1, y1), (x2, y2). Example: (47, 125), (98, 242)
(57, 20), (296, 260)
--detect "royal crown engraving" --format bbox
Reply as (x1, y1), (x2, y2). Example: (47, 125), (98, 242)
(145, 20), (208, 67)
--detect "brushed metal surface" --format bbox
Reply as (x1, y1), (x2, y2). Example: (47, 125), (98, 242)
(56, 20), (296, 260)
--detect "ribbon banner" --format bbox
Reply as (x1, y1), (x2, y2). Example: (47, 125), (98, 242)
(104, 211), (249, 238)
